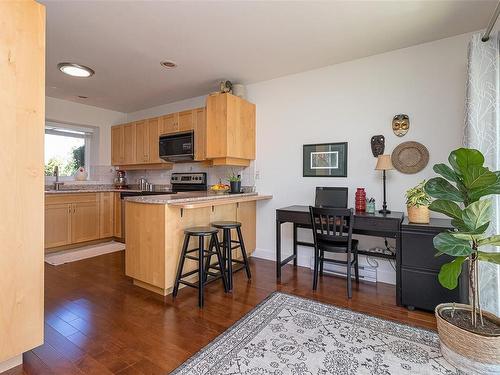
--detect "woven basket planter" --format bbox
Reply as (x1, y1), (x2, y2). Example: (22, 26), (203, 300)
(407, 205), (429, 224)
(436, 303), (500, 374)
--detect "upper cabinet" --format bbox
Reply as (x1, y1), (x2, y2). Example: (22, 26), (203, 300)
(110, 96), (255, 168)
(206, 93), (256, 166)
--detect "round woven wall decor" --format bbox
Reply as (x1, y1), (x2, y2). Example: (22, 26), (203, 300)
(391, 141), (429, 174)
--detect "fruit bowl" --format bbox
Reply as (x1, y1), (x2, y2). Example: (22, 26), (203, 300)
(210, 183), (230, 194)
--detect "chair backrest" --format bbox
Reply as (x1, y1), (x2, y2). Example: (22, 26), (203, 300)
(309, 206), (354, 247)
(315, 187), (348, 208)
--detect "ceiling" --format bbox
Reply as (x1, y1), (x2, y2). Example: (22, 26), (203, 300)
(42, 0), (497, 113)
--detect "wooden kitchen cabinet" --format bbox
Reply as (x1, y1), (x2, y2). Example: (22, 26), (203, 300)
(206, 93), (255, 166)
(72, 200), (100, 243)
(135, 120), (150, 163)
(100, 192), (114, 238)
(178, 110), (194, 131)
(194, 107), (206, 161)
(111, 125), (125, 165)
(160, 113), (178, 134)
(45, 203), (72, 248)
(123, 122), (137, 165)
(114, 192), (122, 239)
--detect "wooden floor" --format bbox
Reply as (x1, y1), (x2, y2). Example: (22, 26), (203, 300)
(6, 252), (435, 375)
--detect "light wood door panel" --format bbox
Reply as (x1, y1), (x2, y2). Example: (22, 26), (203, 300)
(148, 117), (163, 164)
(135, 120), (150, 163)
(114, 192), (122, 238)
(111, 125), (125, 165)
(99, 192), (114, 238)
(194, 107), (206, 161)
(123, 123), (136, 165)
(45, 204), (72, 248)
(160, 113), (178, 134)
(178, 110), (194, 131)
(72, 201), (100, 243)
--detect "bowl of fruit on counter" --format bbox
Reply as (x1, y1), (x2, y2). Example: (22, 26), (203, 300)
(210, 180), (230, 194)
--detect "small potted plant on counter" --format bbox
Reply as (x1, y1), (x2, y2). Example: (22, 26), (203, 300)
(424, 148), (500, 374)
(228, 173), (241, 194)
(405, 180), (431, 223)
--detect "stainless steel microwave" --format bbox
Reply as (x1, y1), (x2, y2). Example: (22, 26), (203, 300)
(159, 130), (194, 162)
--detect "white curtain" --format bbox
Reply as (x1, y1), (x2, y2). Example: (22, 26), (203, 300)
(464, 31), (500, 316)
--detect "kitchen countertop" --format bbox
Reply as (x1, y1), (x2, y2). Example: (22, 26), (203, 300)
(44, 188), (173, 194)
(125, 191), (272, 207)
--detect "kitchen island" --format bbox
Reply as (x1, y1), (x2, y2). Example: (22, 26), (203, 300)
(124, 192), (272, 295)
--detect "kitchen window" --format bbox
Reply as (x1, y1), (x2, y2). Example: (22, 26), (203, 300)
(44, 122), (94, 177)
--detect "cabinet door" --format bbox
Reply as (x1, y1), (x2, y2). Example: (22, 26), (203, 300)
(236, 201), (256, 255)
(160, 113), (179, 134)
(72, 201), (100, 243)
(194, 108), (206, 161)
(123, 122), (136, 165)
(99, 192), (114, 238)
(111, 125), (125, 165)
(114, 192), (122, 238)
(45, 203), (72, 248)
(135, 120), (150, 163)
(148, 117), (162, 164)
(178, 110), (194, 131)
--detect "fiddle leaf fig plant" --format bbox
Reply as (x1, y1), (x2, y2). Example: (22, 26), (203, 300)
(425, 148), (500, 327)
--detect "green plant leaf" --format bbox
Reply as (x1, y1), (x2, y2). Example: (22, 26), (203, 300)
(478, 235), (500, 247)
(462, 199), (491, 231)
(433, 163), (459, 183)
(478, 251), (500, 265)
(428, 200), (463, 220)
(448, 148), (484, 176)
(462, 166), (497, 190)
(433, 232), (473, 256)
(438, 256), (467, 290)
(451, 218), (472, 232)
(424, 178), (464, 202)
(469, 171), (500, 202)
(449, 224), (489, 240)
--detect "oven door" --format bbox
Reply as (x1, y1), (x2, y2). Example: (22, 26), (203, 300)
(159, 131), (194, 162)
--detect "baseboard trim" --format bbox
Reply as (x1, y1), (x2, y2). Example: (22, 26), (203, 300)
(0, 354), (22, 373)
(251, 247), (396, 285)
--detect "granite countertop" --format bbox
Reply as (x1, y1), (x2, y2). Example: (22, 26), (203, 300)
(125, 191), (261, 205)
(45, 184), (172, 194)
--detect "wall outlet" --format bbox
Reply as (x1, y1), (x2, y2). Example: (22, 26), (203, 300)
(255, 170), (260, 180)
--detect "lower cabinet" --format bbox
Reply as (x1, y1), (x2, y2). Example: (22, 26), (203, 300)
(45, 192), (118, 250)
(401, 218), (468, 311)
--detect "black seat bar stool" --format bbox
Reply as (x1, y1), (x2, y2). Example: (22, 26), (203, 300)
(173, 226), (228, 308)
(208, 221), (252, 291)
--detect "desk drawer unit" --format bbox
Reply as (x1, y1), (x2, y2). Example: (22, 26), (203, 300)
(401, 218), (467, 311)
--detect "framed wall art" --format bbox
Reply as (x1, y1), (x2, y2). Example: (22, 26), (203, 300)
(303, 142), (348, 177)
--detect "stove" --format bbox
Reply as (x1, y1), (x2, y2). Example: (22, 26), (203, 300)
(171, 172), (207, 192)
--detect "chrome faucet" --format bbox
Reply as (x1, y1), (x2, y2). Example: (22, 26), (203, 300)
(53, 166), (64, 191)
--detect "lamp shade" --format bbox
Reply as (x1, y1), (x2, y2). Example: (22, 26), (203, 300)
(375, 155), (394, 170)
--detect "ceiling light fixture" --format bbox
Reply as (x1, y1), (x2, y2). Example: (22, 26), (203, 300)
(160, 60), (177, 69)
(57, 62), (95, 78)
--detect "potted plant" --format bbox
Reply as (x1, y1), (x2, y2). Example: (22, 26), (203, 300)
(424, 148), (500, 374)
(405, 180), (431, 223)
(228, 172), (241, 194)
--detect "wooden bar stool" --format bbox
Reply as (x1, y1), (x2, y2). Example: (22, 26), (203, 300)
(172, 226), (228, 308)
(208, 221), (252, 291)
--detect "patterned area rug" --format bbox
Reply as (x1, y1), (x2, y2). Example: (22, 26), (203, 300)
(172, 292), (460, 375)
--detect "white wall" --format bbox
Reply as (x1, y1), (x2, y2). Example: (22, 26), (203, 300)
(45, 96), (127, 165)
(245, 32), (471, 282)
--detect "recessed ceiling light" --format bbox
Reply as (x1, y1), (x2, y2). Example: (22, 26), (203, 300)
(57, 62), (95, 78)
(160, 60), (177, 69)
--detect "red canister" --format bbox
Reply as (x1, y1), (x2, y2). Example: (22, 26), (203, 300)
(355, 188), (366, 212)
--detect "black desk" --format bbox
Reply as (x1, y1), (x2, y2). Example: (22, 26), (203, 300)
(276, 205), (404, 305)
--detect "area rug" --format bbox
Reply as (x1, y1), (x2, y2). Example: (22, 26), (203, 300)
(171, 292), (460, 375)
(44, 241), (125, 265)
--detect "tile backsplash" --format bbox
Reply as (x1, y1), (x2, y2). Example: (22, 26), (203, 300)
(44, 162), (256, 189)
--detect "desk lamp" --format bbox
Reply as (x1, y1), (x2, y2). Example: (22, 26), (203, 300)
(375, 155), (394, 214)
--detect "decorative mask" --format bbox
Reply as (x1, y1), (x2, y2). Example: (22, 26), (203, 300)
(371, 135), (385, 157)
(392, 114), (410, 137)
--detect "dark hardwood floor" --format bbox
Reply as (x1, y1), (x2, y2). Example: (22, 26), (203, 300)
(5, 252), (435, 375)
